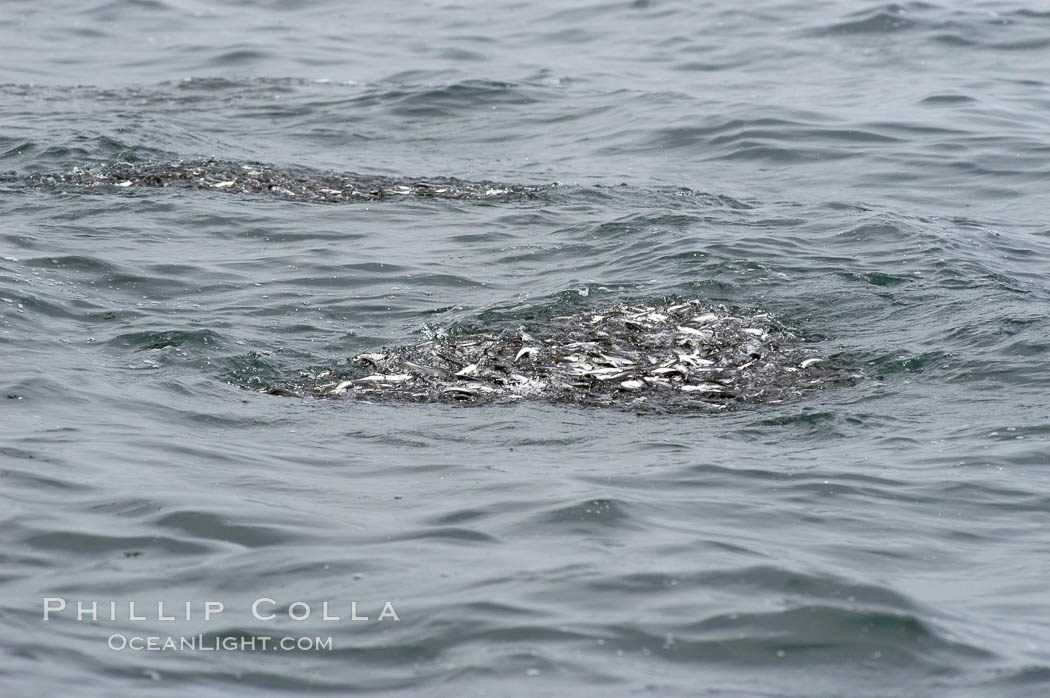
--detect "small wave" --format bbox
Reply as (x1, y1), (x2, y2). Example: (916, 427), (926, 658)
(804, 3), (932, 35)
(108, 328), (223, 351)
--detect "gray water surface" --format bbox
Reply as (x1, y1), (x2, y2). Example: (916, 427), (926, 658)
(3, 1), (1050, 696)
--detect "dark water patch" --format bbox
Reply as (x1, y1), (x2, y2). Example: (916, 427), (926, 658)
(222, 352), (288, 390)
(669, 605), (992, 666)
(1, 374), (100, 407)
(2, 460), (92, 493)
(671, 59), (747, 73)
(107, 329), (223, 351)
(88, 497), (163, 518)
(921, 93), (978, 105)
(690, 565), (920, 611)
(839, 271), (913, 287)
(438, 48), (487, 62)
(758, 410), (837, 428)
(423, 508), (489, 526)
(864, 120), (971, 138)
(560, 183), (755, 212)
(864, 351), (952, 377)
(22, 529), (213, 557)
(812, 8), (922, 35)
(22, 254), (117, 273)
(0, 78), (315, 117)
(21, 137), (159, 174)
(936, 481), (1050, 514)
(1, 139), (37, 160)
(942, 357), (1050, 390)
(210, 49), (270, 66)
(80, 0), (177, 17)
(978, 667), (1050, 698)
(383, 527), (498, 545)
(776, 477), (927, 507)
(448, 230), (517, 244)
(359, 78), (553, 118)
(154, 510), (297, 548)
(0, 288), (94, 322)
(540, 498), (635, 529)
(934, 33), (978, 47)
(626, 122), (906, 165)
(81, 308), (144, 324)
(987, 37), (1050, 51)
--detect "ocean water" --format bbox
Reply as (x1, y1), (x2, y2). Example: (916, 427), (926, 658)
(3, 1), (1050, 695)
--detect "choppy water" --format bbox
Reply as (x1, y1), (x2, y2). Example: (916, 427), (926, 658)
(3, 1), (1050, 696)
